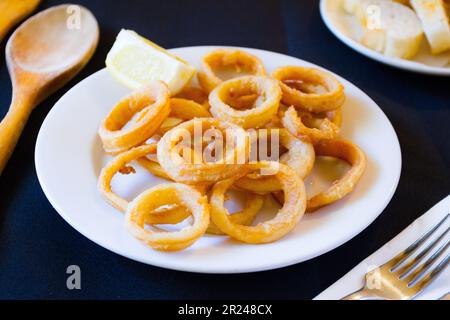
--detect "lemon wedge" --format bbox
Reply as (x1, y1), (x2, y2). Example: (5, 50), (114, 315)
(106, 29), (196, 95)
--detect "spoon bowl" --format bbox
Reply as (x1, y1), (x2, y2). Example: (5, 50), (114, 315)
(8, 4), (98, 74)
(0, 4), (99, 174)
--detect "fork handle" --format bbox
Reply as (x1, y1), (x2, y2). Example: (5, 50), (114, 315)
(342, 288), (380, 300)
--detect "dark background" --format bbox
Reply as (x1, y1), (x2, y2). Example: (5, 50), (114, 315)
(0, 0), (449, 300)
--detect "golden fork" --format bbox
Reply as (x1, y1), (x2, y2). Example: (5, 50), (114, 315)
(344, 214), (449, 300)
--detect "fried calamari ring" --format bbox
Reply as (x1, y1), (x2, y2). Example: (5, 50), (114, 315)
(175, 86), (210, 109)
(137, 154), (209, 226)
(170, 98), (211, 119)
(209, 76), (281, 129)
(327, 107), (343, 128)
(278, 132), (315, 179)
(210, 162), (306, 244)
(157, 118), (249, 184)
(282, 106), (340, 144)
(144, 100), (212, 176)
(155, 118), (184, 136)
(272, 66), (345, 113)
(277, 103), (342, 139)
(138, 149), (211, 194)
(235, 129), (315, 194)
(143, 205), (191, 225)
(198, 49), (266, 93)
(264, 113), (284, 129)
(298, 107), (343, 129)
(137, 155), (171, 180)
(126, 183), (210, 251)
(99, 144), (158, 212)
(97, 144), (191, 225)
(98, 82), (170, 154)
(156, 98), (212, 135)
(206, 191), (265, 235)
(307, 139), (366, 212)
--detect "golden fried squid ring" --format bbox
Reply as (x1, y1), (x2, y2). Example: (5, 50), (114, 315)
(157, 118), (249, 184)
(170, 98), (211, 119)
(137, 155), (171, 180)
(282, 106), (340, 144)
(272, 66), (345, 113)
(157, 98), (212, 135)
(264, 112), (284, 129)
(98, 82), (170, 154)
(148, 99), (212, 171)
(175, 86), (210, 109)
(198, 49), (266, 93)
(235, 129), (315, 194)
(209, 76), (281, 129)
(156, 118), (184, 136)
(126, 183), (210, 251)
(98, 144), (191, 225)
(137, 153), (208, 226)
(98, 144), (157, 212)
(207, 191), (265, 235)
(97, 143), (187, 218)
(143, 205), (191, 226)
(210, 162), (306, 244)
(138, 148), (211, 194)
(307, 139), (367, 212)
(299, 107), (343, 129)
(327, 107), (343, 128)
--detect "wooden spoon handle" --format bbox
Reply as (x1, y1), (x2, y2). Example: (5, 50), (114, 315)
(0, 0), (41, 41)
(0, 98), (34, 174)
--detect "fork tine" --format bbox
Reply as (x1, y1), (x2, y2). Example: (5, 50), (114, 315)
(413, 254), (449, 295)
(387, 214), (449, 270)
(406, 240), (449, 284)
(397, 226), (449, 277)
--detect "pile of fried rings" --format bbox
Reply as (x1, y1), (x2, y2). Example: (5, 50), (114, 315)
(98, 48), (367, 252)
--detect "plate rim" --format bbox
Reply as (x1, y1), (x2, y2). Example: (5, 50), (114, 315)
(35, 46), (402, 274)
(319, 0), (450, 76)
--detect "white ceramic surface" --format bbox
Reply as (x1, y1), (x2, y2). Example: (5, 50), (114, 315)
(35, 46), (402, 274)
(320, 0), (450, 76)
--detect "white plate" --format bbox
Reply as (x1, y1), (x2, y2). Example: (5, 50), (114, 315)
(35, 46), (401, 274)
(320, 0), (450, 76)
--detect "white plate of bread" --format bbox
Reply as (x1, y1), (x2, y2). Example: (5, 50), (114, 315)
(321, 0), (450, 75)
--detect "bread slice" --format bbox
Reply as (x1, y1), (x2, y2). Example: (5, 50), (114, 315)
(411, 0), (450, 54)
(343, 0), (359, 13)
(395, 0), (412, 6)
(343, 0), (411, 14)
(348, 0), (424, 59)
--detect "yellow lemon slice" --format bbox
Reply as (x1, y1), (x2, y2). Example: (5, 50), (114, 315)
(106, 29), (196, 95)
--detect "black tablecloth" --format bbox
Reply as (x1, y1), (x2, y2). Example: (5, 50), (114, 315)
(0, 0), (449, 300)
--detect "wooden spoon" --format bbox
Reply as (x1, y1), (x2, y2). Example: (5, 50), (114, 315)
(0, 5), (99, 174)
(0, 0), (41, 42)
